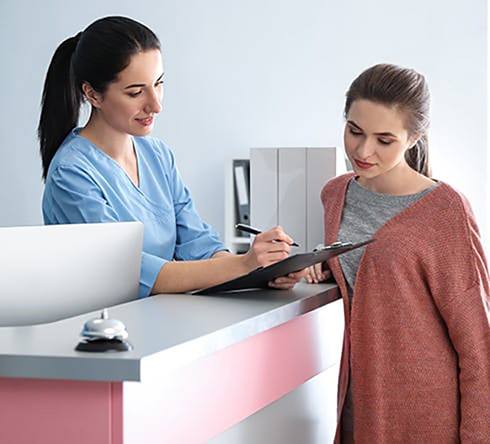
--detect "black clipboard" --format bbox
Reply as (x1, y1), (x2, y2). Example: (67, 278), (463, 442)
(193, 239), (374, 295)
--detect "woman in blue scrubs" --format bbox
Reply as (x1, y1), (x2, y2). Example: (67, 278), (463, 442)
(39, 16), (305, 297)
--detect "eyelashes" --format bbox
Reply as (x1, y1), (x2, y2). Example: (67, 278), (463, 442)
(127, 80), (164, 98)
(348, 128), (362, 136)
(348, 127), (393, 146)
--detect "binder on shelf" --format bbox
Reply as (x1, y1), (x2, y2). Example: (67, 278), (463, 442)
(233, 159), (250, 234)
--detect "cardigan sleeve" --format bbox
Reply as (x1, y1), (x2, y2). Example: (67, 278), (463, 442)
(433, 196), (490, 442)
(437, 281), (490, 442)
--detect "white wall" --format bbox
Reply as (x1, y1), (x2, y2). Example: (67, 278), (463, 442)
(0, 0), (487, 243)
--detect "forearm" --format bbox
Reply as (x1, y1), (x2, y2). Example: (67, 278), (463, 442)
(151, 253), (249, 294)
(152, 226), (296, 294)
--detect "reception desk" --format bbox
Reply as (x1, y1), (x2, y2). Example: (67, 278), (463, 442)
(0, 283), (343, 444)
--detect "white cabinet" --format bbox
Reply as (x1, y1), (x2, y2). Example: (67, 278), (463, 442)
(251, 148), (337, 253)
(224, 148), (337, 254)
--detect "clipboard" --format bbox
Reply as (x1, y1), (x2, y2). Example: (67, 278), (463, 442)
(194, 239), (374, 295)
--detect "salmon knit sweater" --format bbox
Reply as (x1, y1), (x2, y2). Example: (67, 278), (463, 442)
(322, 173), (490, 443)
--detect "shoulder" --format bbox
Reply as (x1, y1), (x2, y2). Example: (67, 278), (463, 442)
(49, 132), (92, 170)
(412, 182), (487, 294)
(45, 132), (106, 188)
(434, 183), (482, 247)
(382, 181), (480, 242)
(409, 181), (482, 266)
(429, 182), (477, 223)
(440, 182), (474, 213)
(46, 137), (99, 186)
(320, 172), (355, 203)
(45, 163), (99, 197)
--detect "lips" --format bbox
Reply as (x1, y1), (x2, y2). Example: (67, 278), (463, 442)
(135, 116), (154, 127)
(354, 159), (376, 170)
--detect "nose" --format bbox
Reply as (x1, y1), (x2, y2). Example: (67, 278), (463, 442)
(144, 87), (162, 114)
(356, 138), (376, 160)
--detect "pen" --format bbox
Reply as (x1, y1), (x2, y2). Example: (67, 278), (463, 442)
(235, 223), (300, 247)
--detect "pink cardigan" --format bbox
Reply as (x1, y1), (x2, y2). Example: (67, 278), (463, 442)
(322, 173), (490, 443)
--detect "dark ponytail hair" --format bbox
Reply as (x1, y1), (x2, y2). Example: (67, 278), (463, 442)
(38, 16), (160, 180)
(344, 63), (431, 177)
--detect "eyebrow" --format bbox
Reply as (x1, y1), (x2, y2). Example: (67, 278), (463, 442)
(124, 72), (164, 90)
(347, 120), (398, 138)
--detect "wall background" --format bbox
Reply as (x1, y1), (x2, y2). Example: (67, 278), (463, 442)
(0, 0), (487, 244)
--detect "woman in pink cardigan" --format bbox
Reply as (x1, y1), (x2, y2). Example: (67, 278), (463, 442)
(307, 64), (490, 443)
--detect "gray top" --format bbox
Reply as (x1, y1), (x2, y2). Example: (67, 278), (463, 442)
(0, 283), (339, 382)
(338, 178), (437, 291)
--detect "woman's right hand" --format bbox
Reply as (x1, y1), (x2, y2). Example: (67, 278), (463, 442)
(305, 262), (331, 284)
(242, 226), (293, 270)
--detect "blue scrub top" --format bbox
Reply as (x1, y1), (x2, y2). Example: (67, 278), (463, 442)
(43, 128), (226, 298)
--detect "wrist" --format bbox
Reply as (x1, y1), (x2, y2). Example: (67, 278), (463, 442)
(240, 251), (256, 273)
(212, 250), (232, 258)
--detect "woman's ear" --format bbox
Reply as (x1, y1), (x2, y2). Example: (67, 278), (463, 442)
(407, 133), (421, 151)
(82, 83), (103, 109)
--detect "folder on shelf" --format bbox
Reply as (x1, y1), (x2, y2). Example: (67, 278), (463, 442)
(233, 159), (250, 228)
(193, 239), (374, 295)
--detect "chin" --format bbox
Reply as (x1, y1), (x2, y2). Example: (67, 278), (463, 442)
(130, 125), (153, 137)
(353, 167), (380, 179)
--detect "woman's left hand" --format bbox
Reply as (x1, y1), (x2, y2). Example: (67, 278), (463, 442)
(268, 269), (308, 290)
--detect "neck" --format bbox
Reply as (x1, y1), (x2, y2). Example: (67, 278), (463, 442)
(357, 161), (428, 195)
(80, 112), (133, 162)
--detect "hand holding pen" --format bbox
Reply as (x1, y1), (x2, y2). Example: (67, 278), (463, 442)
(236, 223), (296, 268)
(235, 224), (300, 247)
(236, 224), (307, 289)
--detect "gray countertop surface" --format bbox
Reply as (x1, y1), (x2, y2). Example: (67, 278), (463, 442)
(0, 283), (340, 382)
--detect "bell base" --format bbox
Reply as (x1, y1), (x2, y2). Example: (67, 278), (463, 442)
(75, 339), (132, 352)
